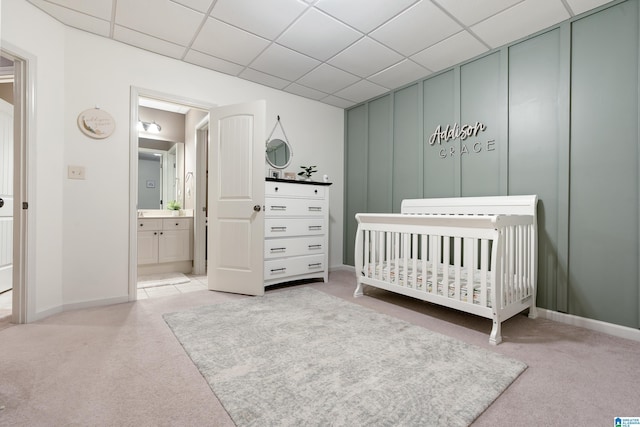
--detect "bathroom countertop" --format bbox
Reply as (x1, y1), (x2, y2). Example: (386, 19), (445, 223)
(138, 209), (194, 219)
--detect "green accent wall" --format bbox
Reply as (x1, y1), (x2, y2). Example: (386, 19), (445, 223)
(344, 0), (640, 329)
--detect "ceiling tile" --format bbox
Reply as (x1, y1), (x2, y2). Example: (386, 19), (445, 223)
(277, 9), (362, 61)
(239, 68), (290, 89)
(211, 0), (308, 39)
(329, 37), (403, 78)
(371, 1), (462, 56)
(472, 0), (570, 48)
(115, 0), (204, 46)
(367, 59), (430, 89)
(170, 0), (214, 13)
(191, 18), (270, 65)
(284, 83), (328, 100)
(296, 64), (360, 94)
(37, 0), (113, 20)
(28, 0), (111, 36)
(315, 0), (418, 33)
(411, 31), (489, 73)
(184, 49), (245, 75)
(321, 95), (356, 109)
(435, 0), (522, 26)
(250, 44), (320, 81)
(334, 79), (388, 103)
(114, 25), (187, 59)
(565, 0), (613, 15)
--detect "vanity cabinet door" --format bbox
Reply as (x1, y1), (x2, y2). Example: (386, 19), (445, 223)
(138, 230), (159, 265)
(158, 229), (191, 263)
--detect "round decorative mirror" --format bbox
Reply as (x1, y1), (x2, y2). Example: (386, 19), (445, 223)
(265, 138), (292, 169)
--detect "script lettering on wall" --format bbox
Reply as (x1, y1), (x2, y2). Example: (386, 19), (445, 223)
(427, 122), (495, 159)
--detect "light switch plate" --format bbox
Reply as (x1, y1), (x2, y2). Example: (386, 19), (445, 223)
(68, 165), (86, 180)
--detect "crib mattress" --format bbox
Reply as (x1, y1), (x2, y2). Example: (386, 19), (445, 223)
(362, 262), (492, 307)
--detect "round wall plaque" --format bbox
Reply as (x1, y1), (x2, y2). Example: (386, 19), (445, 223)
(77, 108), (115, 139)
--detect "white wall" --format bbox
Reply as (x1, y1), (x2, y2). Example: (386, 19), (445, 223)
(2, 0), (66, 317)
(2, 1), (345, 316)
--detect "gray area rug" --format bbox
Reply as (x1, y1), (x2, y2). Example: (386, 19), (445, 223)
(163, 287), (526, 427)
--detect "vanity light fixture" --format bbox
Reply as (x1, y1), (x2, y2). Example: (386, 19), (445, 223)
(137, 120), (162, 133)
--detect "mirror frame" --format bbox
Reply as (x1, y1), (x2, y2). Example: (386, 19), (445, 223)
(265, 138), (293, 169)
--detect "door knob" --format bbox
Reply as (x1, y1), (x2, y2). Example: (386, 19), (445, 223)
(0, 198), (4, 208)
(253, 204), (262, 212)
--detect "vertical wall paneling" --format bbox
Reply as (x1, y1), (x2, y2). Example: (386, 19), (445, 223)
(570, 0), (639, 328)
(460, 52), (503, 196)
(392, 84), (421, 212)
(423, 70), (457, 197)
(344, 105), (368, 266)
(508, 28), (564, 311)
(343, 1), (640, 331)
(366, 95), (393, 213)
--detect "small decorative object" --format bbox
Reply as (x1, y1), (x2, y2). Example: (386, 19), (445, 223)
(298, 165), (317, 181)
(77, 107), (115, 139)
(284, 172), (296, 180)
(167, 200), (181, 216)
(269, 169), (281, 179)
(323, 174), (329, 183)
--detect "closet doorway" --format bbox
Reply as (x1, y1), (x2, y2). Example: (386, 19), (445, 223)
(0, 47), (31, 324)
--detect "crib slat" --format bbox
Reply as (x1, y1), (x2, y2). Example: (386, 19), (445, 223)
(411, 234), (418, 289)
(454, 237), (461, 300)
(480, 239), (489, 307)
(443, 236), (450, 296)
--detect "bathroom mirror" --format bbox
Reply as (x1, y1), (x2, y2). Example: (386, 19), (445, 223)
(265, 138), (292, 169)
(138, 139), (184, 209)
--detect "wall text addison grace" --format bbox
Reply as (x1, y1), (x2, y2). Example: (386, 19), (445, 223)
(427, 122), (495, 159)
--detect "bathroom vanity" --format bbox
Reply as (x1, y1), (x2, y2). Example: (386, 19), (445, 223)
(137, 212), (193, 275)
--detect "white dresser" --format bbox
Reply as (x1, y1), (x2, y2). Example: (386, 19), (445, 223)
(264, 179), (331, 286)
(137, 216), (193, 275)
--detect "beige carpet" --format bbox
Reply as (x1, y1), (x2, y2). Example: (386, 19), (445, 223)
(137, 272), (190, 288)
(164, 287), (526, 426)
(0, 270), (639, 426)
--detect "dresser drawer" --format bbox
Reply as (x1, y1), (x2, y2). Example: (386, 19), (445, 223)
(266, 181), (325, 199)
(265, 218), (324, 237)
(162, 218), (191, 230)
(264, 254), (325, 280)
(264, 236), (324, 259)
(138, 219), (162, 230)
(265, 197), (326, 217)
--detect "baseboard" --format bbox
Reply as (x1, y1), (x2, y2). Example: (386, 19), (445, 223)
(538, 308), (640, 343)
(33, 305), (64, 322)
(62, 295), (130, 313)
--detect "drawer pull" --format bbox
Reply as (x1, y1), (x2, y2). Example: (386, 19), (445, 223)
(270, 205), (287, 211)
(308, 244), (322, 250)
(308, 263), (322, 269)
(308, 225), (322, 231)
(270, 247), (286, 253)
(271, 226), (287, 232)
(270, 267), (286, 273)
(308, 206), (322, 212)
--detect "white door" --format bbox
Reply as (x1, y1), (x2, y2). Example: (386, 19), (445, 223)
(0, 99), (13, 294)
(207, 100), (265, 296)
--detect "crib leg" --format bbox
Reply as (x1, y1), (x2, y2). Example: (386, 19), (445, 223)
(354, 281), (364, 297)
(489, 320), (502, 345)
(528, 305), (538, 319)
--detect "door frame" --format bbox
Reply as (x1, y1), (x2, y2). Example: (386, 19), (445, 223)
(192, 117), (209, 275)
(1, 44), (36, 323)
(128, 87), (215, 300)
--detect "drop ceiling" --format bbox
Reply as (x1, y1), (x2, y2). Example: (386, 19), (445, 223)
(27, 0), (613, 109)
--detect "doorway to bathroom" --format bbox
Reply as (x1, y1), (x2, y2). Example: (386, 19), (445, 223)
(129, 88), (214, 300)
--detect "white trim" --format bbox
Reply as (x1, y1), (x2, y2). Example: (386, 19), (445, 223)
(538, 308), (640, 343)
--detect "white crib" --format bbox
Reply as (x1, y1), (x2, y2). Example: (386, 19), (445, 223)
(354, 195), (538, 345)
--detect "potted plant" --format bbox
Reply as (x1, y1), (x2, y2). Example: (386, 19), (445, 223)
(298, 165), (317, 181)
(167, 200), (181, 216)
